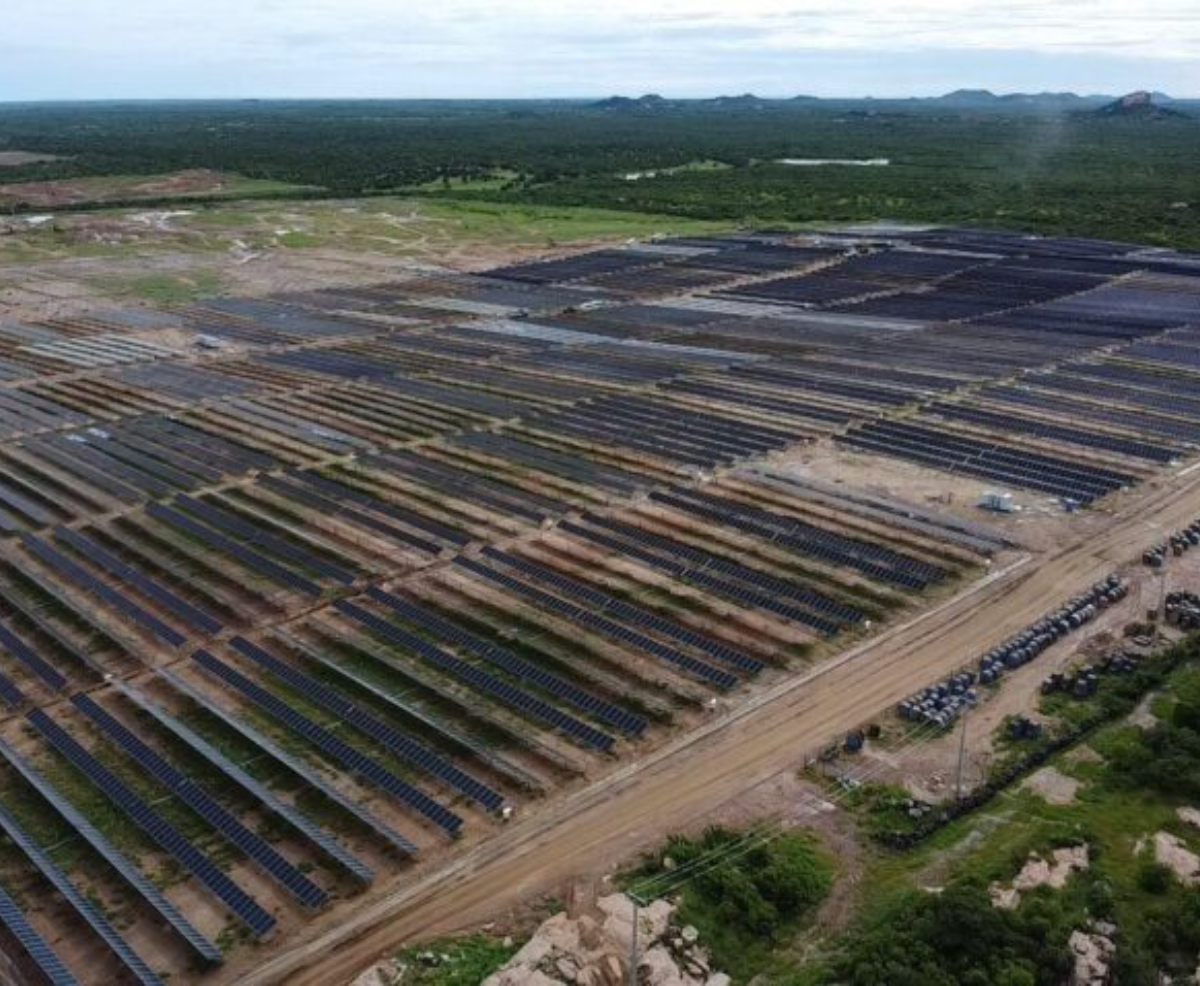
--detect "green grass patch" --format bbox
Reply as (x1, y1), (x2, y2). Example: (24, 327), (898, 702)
(94, 269), (226, 303)
(394, 934), (518, 985)
(625, 826), (833, 983)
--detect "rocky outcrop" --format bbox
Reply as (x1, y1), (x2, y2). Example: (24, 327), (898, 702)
(1069, 929), (1115, 985)
(483, 894), (728, 986)
(990, 845), (1090, 909)
(1152, 832), (1200, 885)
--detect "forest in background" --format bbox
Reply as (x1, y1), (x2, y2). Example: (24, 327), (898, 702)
(0, 98), (1197, 246)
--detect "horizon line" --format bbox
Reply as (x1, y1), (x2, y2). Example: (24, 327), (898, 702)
(0, 90), (1196, 105)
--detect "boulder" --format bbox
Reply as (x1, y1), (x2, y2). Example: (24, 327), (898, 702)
(1154, 832), (1200, 885)
(351, 962), (399, 986)
(488, 969), (562, 986)
(642, 899), (675, 943)
(1068, 930), (1115, 986)
(640, 945), (693, 986)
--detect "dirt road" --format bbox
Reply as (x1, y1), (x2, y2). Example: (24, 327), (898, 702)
(236, 470), (1200, 986)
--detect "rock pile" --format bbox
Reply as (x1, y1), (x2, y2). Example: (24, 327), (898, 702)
(483, 894), (730, 986)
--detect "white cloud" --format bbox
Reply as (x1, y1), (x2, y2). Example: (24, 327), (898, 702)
(2, 0), (1197, 98)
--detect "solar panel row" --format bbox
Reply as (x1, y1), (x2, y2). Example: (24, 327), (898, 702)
(452, 557), (739, 688)
(478, 547), (762, 674)
(227, 636), (505, 813)
(365, 587), (647, 736)
(72, 693), (330, 910)
(0, 735), (221, 963)
(0, 881), (80, 986)
(191, 648), (461, 836)
(0, 798), (163, 986)
(157, 668), (419, 858)
(334, 600), (617, 752)
(26, 708), (276, 938)
(21, 534), (188, 647)
(114, 680), (374, 884)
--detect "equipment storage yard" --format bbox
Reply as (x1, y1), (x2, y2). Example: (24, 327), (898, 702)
(0, 225), (1199, 984)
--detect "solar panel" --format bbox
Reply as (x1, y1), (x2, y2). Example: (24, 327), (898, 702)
(147, 502), (322, 596)
(26, 708), (276, 939)
(21, 534), (188, 647)
(114, 680), (372, 884)
(257, 475), (441, 556)
(0, 736), (220, 963)
(157, 668), (418, 857)
(72, 694), (329, 909)
(452, 558), (738, 688)
(271, 630), (543, 794)
(294, 473), (470, 546)
(0, 881), (79, 986)
(53, 527), (224, 635)
(0, 798), (163, 985)
(365, 587), (648, 736)
(191, 649), (463, 836)
(334, 600), (617, 751)
(175, 496), (356, 585)
(227, 636), (505, 813)
(0, 620), (68, 690)
(480, 548), (761, 674)
(0, 666), (24, 709)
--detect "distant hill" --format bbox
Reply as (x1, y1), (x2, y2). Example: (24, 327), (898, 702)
(589, 94), (671, 113)
(590, 93), (769, 113)
(584, 90), (1197, 117)
(1090, 91), (1190, 120)
(934, 89), (1108, 108)
(935, 89), (1000, 106)
(705, 94), (767, 110)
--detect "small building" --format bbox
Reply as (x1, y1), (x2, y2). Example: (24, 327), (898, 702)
(979, 490), (1014, 514)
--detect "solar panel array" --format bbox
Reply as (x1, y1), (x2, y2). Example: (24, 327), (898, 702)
(72, 693), (330, 909)
(27, 708), (277, 939)
(2, 225), (1198, 979)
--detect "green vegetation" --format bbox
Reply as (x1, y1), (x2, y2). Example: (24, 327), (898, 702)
(606, 642), (1200, 984)
(808, 647), (1200, 986)
(1108, 667), (1200, 800)
(394, 934), (519, 985)
(0, 101), (1196, 247)
(96, 269), (226, 303)
(628, 826), (833, 980)
(833, 883), (1072, 985)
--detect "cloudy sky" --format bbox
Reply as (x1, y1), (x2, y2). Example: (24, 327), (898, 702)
(2, 0), (1197, 100)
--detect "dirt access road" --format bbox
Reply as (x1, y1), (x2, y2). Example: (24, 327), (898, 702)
(237, 468), (1200, 986)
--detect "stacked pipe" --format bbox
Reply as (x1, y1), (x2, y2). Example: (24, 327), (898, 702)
(896, 575), (1127, 728)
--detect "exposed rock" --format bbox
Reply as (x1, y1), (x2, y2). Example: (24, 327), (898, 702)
(991, 845), (1089, 909)
(1069, 930), (1115, 985)
(1152, 832), (1200, 885)
(482, 892), (728, 986)
(1178, 807), (1200, 831)
(1022, 766), (1081, 805)
(641, 945), (691, 986)
(488, 971), (561, 986)
(705, 976), (732, 986)
(351, 960), (401, 986)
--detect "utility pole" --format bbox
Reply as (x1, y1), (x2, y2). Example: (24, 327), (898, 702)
(628, 893), (640, 986)
(955, 703), (970, 800)
(1159, 541), (1171, 625)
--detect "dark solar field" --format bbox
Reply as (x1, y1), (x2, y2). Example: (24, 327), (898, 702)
(1, 225), (1199, 983)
